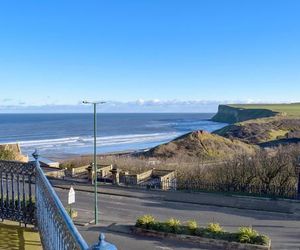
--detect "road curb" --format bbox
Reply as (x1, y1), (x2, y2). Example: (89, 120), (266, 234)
(74, 219), (95, 227)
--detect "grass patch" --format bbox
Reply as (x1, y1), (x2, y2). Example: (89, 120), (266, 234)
(268, 129), (289, 140)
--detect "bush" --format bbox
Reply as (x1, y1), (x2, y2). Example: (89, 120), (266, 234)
(136, 215), (156, 228)
(238, 227), (258, 243)
(254, 235), (270, 246)
(165, 218), (181, 233)
(135, 216), (269, 246)
(186, 220), (198, 234)
(154, 222), (173, 233)
(0, 148), (16, 161)
(207, 223), (223, 233)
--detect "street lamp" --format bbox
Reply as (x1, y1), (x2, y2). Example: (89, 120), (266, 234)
(83, 100), (106, 224)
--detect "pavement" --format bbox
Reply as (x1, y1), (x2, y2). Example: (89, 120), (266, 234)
(54, 184), (300, 250)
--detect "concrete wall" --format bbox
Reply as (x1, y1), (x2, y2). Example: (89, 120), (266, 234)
(99, 165), (113, 178)
(136, 170), (153, 183)
(44, 169), (65, 178)
(68, 165), (89, 177)
(159, 173), (176, 190)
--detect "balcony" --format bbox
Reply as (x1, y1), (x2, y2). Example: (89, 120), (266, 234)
(0, 150), (117, 250)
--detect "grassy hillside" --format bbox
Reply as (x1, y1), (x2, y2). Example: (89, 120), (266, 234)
(212, 104), (300, 146)
(214, 117), (300, 144)
(143, 130), (256, 159)
(230, 103), (300, 117)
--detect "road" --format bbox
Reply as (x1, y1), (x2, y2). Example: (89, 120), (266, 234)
(56, 188), (300, 250)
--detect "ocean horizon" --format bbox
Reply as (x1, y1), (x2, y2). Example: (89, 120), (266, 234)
(0, 113), (227, 158)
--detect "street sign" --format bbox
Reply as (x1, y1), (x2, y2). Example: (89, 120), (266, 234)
(68, 186), (75, 205)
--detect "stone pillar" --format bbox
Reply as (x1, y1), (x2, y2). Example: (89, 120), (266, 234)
(110, 167), (120, 185)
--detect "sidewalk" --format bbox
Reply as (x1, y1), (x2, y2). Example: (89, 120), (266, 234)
(0, 221), (42, 250)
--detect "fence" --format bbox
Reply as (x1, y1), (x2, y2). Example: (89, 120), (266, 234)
(35, 156), (89, 249)
(0, 151), (117, 250)
(0, 160), (35, 225)
(124, 179), (298, 199)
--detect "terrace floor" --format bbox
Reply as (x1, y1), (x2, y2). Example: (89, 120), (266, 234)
(0, 221), (42, 250)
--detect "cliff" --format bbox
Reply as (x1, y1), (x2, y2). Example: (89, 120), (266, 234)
(212, 105), (279, 124)
(212, 104), (300, 145)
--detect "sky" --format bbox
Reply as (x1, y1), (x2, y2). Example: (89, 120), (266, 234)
(0, 0), (300, 113)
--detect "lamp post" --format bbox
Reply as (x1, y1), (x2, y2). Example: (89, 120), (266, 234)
(83, 100), (106, 224)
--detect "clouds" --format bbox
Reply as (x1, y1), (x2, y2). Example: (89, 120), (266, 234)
(0, 99), (295, 113)
(0, 99), (219, 113)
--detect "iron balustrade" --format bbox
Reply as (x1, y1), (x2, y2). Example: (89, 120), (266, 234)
(0, 152), (117, 250)
(35, 155), (89, 250)
(0, 160), (35, 225)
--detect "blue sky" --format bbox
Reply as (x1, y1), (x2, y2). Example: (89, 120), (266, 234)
(0, 0), (300, 112)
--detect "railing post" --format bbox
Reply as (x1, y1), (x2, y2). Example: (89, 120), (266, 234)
(90, 233), (117, 250)
(32, 149), (39, 166)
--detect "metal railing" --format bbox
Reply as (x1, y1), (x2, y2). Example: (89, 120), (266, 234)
(0, 151), (117, 250)
(0, 160), (35, 225)
(35, 153), (90, 250)
(118, 179), (298, 199)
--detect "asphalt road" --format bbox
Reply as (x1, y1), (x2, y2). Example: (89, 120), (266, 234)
(56, 188), (300, 250)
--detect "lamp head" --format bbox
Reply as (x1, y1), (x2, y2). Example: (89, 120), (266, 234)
(82, 100), (106, 105)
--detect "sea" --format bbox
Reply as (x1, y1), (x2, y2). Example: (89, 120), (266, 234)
(0, 113), (227, 158)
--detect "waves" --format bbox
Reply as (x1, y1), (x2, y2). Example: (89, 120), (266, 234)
(19, 132), (181, 154)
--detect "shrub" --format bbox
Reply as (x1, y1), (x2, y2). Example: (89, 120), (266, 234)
(238, 227), (258, 244)
(165, 218), (181, 233)
(135, 216), (269, 246)
(149, 221), (164, 231)
(136, 215), (156, 228)
(254, 235), (270, 246)
(186, 220), (198, 234)
(207, 223), (223, 233)
(0, 148), (16, 161)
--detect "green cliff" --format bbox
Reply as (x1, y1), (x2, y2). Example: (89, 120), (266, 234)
(212, 105), (279, 123)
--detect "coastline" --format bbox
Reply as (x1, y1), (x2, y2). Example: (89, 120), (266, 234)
(44, 148), (149, 162)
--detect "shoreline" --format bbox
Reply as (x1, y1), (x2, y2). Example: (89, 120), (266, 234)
(44, 148), (150, 162)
